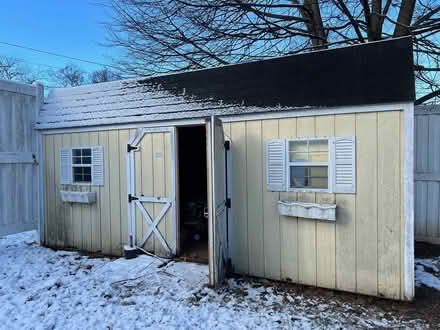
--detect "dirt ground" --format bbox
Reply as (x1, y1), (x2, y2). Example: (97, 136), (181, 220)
(237, 241), (440, 329)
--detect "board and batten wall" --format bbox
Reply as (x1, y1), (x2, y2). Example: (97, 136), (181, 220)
(223, 110), (408, 300)
(414, 109), (440, 244)
(42, 128), (174, 256)
(0, 81), (41, 237)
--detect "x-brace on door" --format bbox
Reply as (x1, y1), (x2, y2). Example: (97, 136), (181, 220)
(127, 127), (177, 258)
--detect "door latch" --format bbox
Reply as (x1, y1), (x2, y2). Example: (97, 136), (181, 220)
(225, 198), (231, 209)
(127, 144), (139, 153)
(128, 194), (139, 203)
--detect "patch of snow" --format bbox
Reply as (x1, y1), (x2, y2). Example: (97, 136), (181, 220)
(0, 231), (428, 329)
(415, 258), (440, 291)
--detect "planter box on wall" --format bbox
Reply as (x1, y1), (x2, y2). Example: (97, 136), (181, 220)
(278, 200), (336, 221)
(60, 191), (97, 204)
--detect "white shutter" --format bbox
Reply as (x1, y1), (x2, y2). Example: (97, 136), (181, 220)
(92, 146), (104, 186)
(266, 139), (287, 192)
(60, 148), (72, 184)
(333, 136), (356, 193)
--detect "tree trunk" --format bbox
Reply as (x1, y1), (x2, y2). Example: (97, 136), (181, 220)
(370, 0), (383, 41)
(292, 0), (327, 48)
(394, 0), (416, 37)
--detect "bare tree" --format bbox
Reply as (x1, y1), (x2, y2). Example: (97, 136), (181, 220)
(103, 0), (440, 104)
(0, 56), (25, 81)
(89, 68), (122, 83)
(0, 56), (47, 84)
(55, 64), (86, 87)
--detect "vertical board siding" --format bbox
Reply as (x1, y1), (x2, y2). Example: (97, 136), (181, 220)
(230, 122), (249, 274)
(0, 88), (38, 237)
(246, 121), (264, 277)
(355, 113), (378, 296)
(108, 131), (122, 256)
(377, 111), (401, 299)
(228, 111), (404, 300)
(315, 115), (336, 289)
(62, 134), (74, 248)
(415, 113), (440, 242)
(262, 120), (281, 280)
(335, 114), (356, 292)
(279, 118), (299, 283)
(99, 131), (112, 255)
(119, 130), (129, 249)
(44, 130), (127, 256)
(54, 133), (64, 247)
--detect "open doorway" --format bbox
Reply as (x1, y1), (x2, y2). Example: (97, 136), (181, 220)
(177, 126), (209, 263)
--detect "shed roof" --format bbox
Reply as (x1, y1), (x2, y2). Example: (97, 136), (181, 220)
(37, 37), (414, 129)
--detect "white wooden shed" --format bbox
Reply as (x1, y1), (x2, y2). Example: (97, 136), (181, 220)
(34, 37), (416, 300)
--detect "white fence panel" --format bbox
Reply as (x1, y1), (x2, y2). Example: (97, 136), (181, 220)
(0, 80), (41, 238)
(414, 106), (440, 244)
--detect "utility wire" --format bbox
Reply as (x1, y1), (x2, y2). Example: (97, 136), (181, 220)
(0, 41), (120, 70)
(0, 54), (61, 70)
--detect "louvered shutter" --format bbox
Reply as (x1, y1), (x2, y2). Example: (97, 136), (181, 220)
(333, 136), (356, 193)
(60, 148), (72, 184)
(266, 139), (287, 192)
(92, 146), (104, 185)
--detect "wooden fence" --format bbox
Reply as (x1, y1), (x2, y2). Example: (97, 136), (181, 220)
(0, 80), (42, 238)
(415, 105), (440, 244)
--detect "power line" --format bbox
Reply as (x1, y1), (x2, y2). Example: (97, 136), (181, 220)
(0, 54), (61, 70)
(0, 41), (120, 70)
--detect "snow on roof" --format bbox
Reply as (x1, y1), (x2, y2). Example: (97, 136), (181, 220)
(37, 37), (414, 130)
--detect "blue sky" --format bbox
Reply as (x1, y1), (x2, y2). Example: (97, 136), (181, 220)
(0, 1), (119, 86)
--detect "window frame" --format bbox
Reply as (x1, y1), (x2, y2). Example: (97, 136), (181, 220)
(71, 147), (93, 185)
(286, 136), (332, 193)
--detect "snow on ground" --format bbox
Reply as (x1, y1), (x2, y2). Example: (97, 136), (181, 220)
(0, 231), (429, 329)
(415, 257), (440, 291)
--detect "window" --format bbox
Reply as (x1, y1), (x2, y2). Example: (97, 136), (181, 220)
(266, 136), (356, 193)
(72, 148), (92, 183)
(60, 146), (104, 186)
(288, 139), (329, 190)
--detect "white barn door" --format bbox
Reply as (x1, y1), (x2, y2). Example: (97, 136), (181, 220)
(127, 127), (177, 258)
(207, 116), (229, 287)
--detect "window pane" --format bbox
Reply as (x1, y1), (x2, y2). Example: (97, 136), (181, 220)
(310, 166), (327, 177)
(72, 149), (81, 157)
(310, 178), (328, 188)
(290, 166), (328, 189)
(309, 152), (328, 162)
(73, 166), (91, 183)
(82, 149), (91, 156)
(82, 156), (92, 165)
(290, 166), (308, 188)
(289, 141), (307, 152)
(72, 157), (81, 164)
(290, 152), (308, 162)
(309, 140), (328, 152)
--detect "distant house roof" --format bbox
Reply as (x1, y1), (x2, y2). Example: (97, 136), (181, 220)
(37, 37), (414, 129)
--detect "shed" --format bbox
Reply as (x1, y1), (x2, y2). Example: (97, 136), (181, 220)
(35, 36), (415, 300)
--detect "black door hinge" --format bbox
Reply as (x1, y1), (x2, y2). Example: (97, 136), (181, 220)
(224, 140), (230, 150)
(225, 198), (231, 209)
(127, 144), (138, 153)
(128, 194), (139, 203)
